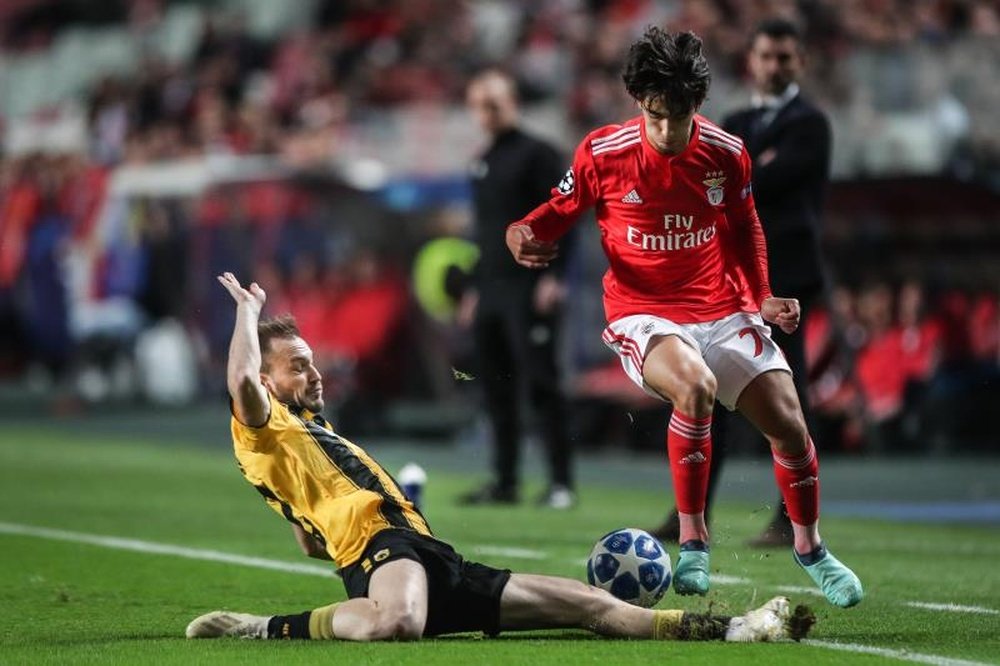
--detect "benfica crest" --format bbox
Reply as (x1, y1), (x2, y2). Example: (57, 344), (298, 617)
(703, 171), (726, 206)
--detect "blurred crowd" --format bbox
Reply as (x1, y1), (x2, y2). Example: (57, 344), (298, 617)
(2, 0), (998, 167)
(805, 281), (999, 452)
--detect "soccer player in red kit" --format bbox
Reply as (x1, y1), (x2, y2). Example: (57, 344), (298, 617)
(506, 27), (862, 608)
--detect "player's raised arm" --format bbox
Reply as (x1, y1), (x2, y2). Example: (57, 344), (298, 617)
(217, 272), (270, 427)
(506, 138), (598, 269)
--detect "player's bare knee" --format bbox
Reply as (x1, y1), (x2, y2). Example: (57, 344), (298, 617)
(768, 412), (809, 455)
(391, 618), (424, 641)
(677, 374), (716, 415)
(367, 608), (424, 641)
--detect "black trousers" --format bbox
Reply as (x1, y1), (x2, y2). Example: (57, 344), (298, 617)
(473, 286), (572, 490)
(706, 297), (815, 521)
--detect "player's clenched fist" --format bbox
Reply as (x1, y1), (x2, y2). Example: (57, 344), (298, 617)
(760, 296), (800, 334)
(506, 224), (559, 269)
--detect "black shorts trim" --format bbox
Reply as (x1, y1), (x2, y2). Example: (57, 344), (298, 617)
(340, 529), (511, 637)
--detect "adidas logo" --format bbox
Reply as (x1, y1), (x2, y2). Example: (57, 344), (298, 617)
(680, 452), (707, 464)
(621, 189), (643, 204)
(790, 476), (818, 488)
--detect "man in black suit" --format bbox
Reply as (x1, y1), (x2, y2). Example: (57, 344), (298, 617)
(652, 18), (832, 546)
(457, 68), (575, 509)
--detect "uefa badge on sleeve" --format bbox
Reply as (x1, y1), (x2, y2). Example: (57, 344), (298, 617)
(557, 168), (575, 195)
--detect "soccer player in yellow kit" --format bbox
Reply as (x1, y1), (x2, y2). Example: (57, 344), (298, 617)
(185, 273), (811, 643)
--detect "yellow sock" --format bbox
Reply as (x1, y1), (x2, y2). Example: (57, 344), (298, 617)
(651, 609), (684, 640)
(308, 603), (340, 640)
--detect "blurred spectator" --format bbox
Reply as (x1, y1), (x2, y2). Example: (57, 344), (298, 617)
(807, 286), (865, 452)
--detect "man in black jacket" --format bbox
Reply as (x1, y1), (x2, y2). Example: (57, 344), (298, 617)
(457, 68), (575, 508)
(652, 18), (832, 546)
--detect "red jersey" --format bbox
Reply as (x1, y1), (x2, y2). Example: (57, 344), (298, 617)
(514, 115), (771, 324)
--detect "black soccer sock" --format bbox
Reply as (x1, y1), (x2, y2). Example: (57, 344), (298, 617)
(679, 539), (709, 553)
(795, 542), (828, 566)
(267, 611), (312, 640)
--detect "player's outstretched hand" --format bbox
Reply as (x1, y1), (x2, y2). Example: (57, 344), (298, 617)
(761, 296), (800, 334)
(506, 224), (558, 269)
(217, 272), (266, 315)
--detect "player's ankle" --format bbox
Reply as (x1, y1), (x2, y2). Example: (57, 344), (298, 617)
(794, 542), (828, 565)
(677, 512), (709, 544)
(791, 521), (820, 554)
(679, 539), (710, 553)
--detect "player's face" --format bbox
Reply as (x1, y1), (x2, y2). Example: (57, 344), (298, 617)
(466, 75), (518, 135)
(639, 99), (695, 155)
(748, 34), (803, 96)
(261, 336), (324, 413)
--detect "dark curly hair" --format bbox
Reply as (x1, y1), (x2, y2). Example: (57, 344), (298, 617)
(622, 27), (711, 118)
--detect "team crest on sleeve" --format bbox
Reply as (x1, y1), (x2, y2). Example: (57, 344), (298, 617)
(702, 171), (726, 206)
(557, 168), (575, 195)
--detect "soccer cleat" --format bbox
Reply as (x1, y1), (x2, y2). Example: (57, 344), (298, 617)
(186, 611), (269, 639)
(537, 484), (576, 509)
(673, 547), (710, 596)
(725, 596), (791, 642)
(795, 548), (864, 608)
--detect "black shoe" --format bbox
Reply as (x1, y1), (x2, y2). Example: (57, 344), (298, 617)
(648, 509), (680, 543)
(536, 484), (576, 509)
(458, 483), (518, 505)
(746, 519), (794, 548)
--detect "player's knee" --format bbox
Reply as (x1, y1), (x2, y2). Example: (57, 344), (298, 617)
(768, 410), (809, 454)
(676, 374), (716, 416)
(368, 608), (424, 641)
(391, 616), (424, 641)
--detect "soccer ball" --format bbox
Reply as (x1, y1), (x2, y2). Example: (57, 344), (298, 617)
(587, 528), (672, 608)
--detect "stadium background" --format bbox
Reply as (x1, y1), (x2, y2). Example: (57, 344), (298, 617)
(2, 0), (999, 451)
(0, 1), (998, 663)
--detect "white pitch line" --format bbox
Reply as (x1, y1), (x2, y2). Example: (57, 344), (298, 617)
(775, 584), (825, 597)
(4, 520), (998, 656)
(470, 545), (549, 560)
(3, 521), (995, 665)
(805, 640), (996, 666)
(0, 521), (336, 578)
(905, 602), (999, 616)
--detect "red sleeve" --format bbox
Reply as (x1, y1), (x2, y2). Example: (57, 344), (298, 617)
(728, 148), (772, 305)
(510, 138), (598, 242)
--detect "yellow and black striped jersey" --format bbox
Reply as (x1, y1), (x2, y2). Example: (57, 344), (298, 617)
(231, 392), (432, 568)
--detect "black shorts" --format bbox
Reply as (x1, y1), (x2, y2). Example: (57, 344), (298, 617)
(340, 529), (511, 637)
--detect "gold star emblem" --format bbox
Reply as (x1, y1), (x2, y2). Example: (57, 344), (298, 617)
(702, 171), (726, 188)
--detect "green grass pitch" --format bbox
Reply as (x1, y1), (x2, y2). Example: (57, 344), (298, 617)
(1, 426), (997, 665)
